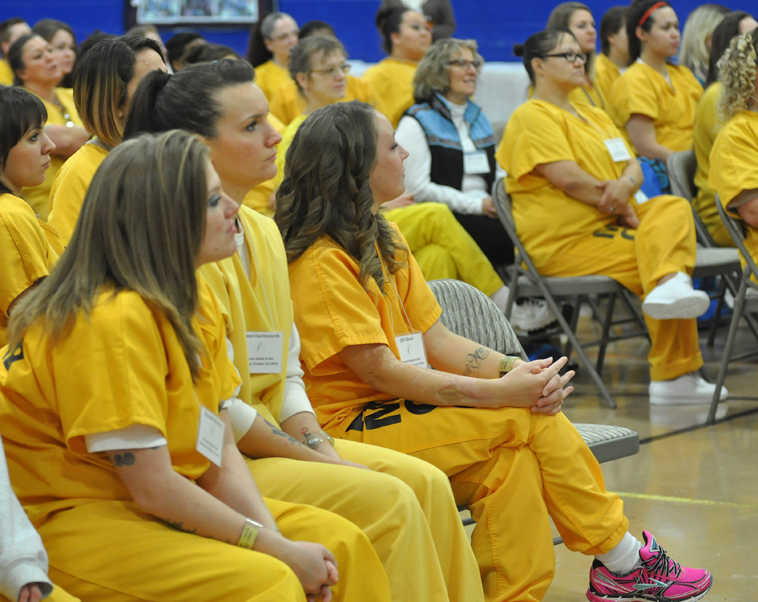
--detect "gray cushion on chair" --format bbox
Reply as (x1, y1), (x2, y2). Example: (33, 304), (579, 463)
(427, 278), (524, 358)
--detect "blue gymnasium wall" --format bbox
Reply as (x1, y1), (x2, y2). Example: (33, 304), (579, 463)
(3, 1), (757, 62)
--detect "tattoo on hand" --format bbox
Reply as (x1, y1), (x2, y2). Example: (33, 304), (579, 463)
(265, 419), (305, 447)
(161, 519), (197, 534)
(110, 452), (136, 467)
(464, 346), (491, 376)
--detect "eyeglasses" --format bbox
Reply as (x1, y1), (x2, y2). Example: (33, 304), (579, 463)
(447, 59), (482, 69)
(310, 63), (351, 77)
(542, 51), (587, 64)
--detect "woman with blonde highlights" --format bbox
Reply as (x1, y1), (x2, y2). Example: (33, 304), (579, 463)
(709, 30), (758, 268)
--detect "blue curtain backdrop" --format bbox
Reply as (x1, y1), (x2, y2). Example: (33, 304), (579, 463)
(3, 0), (756, 62)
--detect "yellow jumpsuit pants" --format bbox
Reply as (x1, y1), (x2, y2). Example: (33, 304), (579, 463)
(0, 586), (81, 602)
(247, 437), (484, 602)
(323, 402), (628, 602)
(384, 203), (504, 296)
(530, 195), (703, 381)
(38, 497), (390, 602)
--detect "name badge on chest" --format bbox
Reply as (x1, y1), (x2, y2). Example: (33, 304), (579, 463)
(463, 150), (489, 174)
(196, 406), (224, 467)
(395, 333), (428, 367)
(246, 331), (283, 374)
(604, 138), (632, 162)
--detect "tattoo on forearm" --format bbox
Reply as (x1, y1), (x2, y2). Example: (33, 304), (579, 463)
(161, 519), (197, 534)
(110, 452), (136, 467)
(265, 419), (305, 448)
(436, 385), (472, 406)
(463, 346), (491, 376)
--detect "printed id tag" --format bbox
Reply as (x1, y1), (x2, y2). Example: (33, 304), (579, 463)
(463, 150), (490, 174)
(604, 138), (632, 162)
(196, 406), (224, 467)
(246, 331), (283, 374)
(634, 189), (649, 204)
(395, 333), (429, 367)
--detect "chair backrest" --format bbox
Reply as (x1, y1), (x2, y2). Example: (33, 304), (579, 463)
(715, 193), (758, 280)
(667, 150), (715, 246)
(427, 278), (527, 358)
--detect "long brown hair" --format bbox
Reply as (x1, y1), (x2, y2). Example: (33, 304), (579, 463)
(7, 130), (209, 378)
(275, 101), (405, 289)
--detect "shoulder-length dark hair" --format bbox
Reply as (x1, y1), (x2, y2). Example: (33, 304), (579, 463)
(275, 101), (405, 289)
(7, 130), (210, 378)
(33, 18), (77, 87)
(626, 0), (672, 61)
(706, 11), (753, 86)
(0, 86), (47, 195)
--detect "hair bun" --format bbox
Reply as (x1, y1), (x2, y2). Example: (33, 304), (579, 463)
(513, 43), (526, 57)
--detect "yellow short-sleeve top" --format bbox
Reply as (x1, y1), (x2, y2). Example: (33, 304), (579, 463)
(242, 113), (285, 217)
(0, 193), (59, 346)
(496, 99), (632, 265)
(608, 61), (703, 152)
(288, 226), (441, 427)
(255, 59), (292, 103)
(48, 142), (109, 245)
(269, 75), (376, 126)
(21, 88), (84, 220)
(0, 59), (13, 86)
(709, 109), (758, 264)
(593, 54), (622, 110)
(692, 82), (727, 242)
(0, 281), (239, 527)
(361, 57), (417, 128)
(198, 207), (294, 425)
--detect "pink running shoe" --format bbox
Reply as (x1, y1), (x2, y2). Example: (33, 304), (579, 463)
(586, 531), (712, 601)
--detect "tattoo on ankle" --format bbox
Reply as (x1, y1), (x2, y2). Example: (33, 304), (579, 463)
(464, 346), (491, 376)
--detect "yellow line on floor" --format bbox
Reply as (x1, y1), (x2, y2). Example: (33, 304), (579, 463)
(613, 491), (758, 510)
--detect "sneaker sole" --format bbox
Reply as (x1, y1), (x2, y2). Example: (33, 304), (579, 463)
(586, 582), (712, 602)
(642, 296), (710, 320)
(649, 389), (728, 406)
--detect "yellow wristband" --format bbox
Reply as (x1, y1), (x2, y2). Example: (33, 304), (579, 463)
(238, 518), (263, 549)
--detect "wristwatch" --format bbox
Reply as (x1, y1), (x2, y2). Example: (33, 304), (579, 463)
(304, 430), (335, 449)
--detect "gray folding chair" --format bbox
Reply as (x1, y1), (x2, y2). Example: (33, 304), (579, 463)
(707, 198), (758, 423)
(667, 150), (715, 246)
(491, 179), (648, 409)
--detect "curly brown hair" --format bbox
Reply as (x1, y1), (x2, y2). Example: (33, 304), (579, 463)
(718, 30), (758, 120)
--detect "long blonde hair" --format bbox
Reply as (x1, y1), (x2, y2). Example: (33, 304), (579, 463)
(718, 30), (758, 121)
(7, 130), (209, 378)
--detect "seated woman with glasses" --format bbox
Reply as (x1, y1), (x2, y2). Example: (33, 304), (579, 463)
(277, 36), (521, 321)
(709, 30), (758, 271)
(498, 29), (724, 407)
(608, 0), (702, 164)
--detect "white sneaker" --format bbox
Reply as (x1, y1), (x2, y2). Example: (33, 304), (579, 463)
(649, 372), (728, 405)
(510, 299), (557, 334)
(642, 272), (710, 320)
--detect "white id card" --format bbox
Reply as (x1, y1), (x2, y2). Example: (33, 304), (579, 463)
(246, 331), (283, 374)
(395, 333), (428, 367)
(634, 189), (649, 204)
(196, 406), (224, 466)
(604, 138), (632, 162)
(463, 150), (489, 174)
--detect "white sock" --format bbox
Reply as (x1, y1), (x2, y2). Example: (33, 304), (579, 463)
(490, 286), (510, 313)
(595, 532), (642, 574)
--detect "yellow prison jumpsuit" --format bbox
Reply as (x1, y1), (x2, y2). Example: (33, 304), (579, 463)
(269, 74), (376, 125)
(608, 61), (702, 154)
(288, 225), (629, 602)
(362, 57), (418, 128)
(21, 88), (84, 220)
(48, 141), (109, 245)
(0, 283), (390, 602)
(0, 59), (12, 86)
(197, 206), (484, 602)
(593, 54), (622, 114)
(498, 99), (703, 382)
(0, 194), (59, 347)
(254, 59), (291, 103)
(709, 109), (758, 273)
(693, 82), (731, 246)
(275, 115), (504, 295)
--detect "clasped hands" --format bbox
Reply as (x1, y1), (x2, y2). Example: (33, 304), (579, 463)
(499, 356), (575, 415)
(597, 178), (640, 229)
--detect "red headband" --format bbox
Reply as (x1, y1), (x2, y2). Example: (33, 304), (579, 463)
(638, 2), (667, 28)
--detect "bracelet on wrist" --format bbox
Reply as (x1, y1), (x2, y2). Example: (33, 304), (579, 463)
(238, 517), (264, 549)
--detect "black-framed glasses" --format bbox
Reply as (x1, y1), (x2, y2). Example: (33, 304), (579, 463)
(447, 59), (482, 69)
(542, 51), (587, 64)
(310, 63), (351, 77)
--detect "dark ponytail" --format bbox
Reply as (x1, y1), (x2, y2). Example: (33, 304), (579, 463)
(516, 29), (576, 84)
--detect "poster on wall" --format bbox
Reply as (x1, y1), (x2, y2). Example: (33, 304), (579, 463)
(135, 0), (259, 24)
